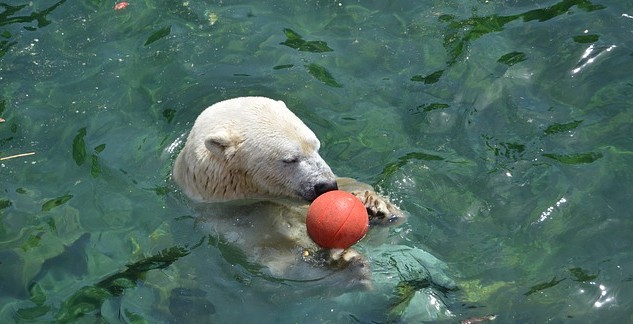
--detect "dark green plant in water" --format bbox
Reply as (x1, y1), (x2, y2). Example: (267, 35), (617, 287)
(305, 63), (343, 88)
(544, 120), (583, 135)
(497, 52), (527, 66)
(72, 128), (107, 178)
(0, 1), (67, 58)
(376, 152), (444, 186)
(145, 26), (172, 46)
(414, 0), (606, 83)
(524, 276), (566, 296)
(16, 237), (204, 322)
(542, 152), (603, 164)
(53, 243), (199, 323)
(280, 28), (333, 53)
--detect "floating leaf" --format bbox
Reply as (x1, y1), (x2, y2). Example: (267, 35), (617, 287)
(524, 276), (565, 296)
(497, 51), (527, 66)
(273, 64), (294, 70)
(163, 109), (176, 123)
(298, 40), (332, 52)
(407, 152), (443, 162)
(72, 127), (87, 166)
(147, 186), (169, 196)
(573, 34), (599, 44)
(411, 70), (444, 84)
(41, 194), (73, 212)
(483, 136), (526, 159)
(0, 198), (11, 210)
(94, 143), (106, 153)
(522, 1), (604, 22)
(282, 28), (302, 41)
(144, 26), (171, 46)
(305, 63), (342, 87)
(280, 28), (333, 53)
(46, 217), (56, 231)
(21, 234), (42, 251)
(569, 267), (598, 282)
(499, 142), (525, 158)
(90, 154), (101, 178)
(544, 120), (582, 135)
(542, 152), (603, 164)
(0, 40), (11, 58)
(418, 103), (450, 112)
(576, 2), (607, 12)
(280, 37), (304, 50)
(89, 144), (106, 178)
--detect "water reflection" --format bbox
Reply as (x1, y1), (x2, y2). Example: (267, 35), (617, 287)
(534, 197), (568, 224)
(593, 283), (615, 308)
(571, 43), (617, 75)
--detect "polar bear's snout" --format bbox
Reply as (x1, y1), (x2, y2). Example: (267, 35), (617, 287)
(295, 155), (338, 202)
(299, 178), (338, 202)
(313, 180), (338, 199)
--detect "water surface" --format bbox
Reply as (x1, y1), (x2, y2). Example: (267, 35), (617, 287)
(1, 0), (633, 322)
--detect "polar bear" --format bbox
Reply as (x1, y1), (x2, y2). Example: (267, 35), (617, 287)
(173, 96), (402, 290)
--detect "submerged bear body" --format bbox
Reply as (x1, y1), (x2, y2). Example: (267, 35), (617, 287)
(173, 97), (402, 289)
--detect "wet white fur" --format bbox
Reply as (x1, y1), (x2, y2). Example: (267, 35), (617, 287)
(172, 97), (401, 289)
(173, 97), (337, 202)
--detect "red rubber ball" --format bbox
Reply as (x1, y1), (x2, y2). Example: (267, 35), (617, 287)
(306, 190), (369, 249)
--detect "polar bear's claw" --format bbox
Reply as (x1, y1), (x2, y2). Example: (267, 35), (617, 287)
(352, 190), (405, 226)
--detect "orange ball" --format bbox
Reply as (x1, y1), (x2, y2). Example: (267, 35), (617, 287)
(306, 190), (369, 249)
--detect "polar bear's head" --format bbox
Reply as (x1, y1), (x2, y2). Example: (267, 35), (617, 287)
(173, 97), (338, 203)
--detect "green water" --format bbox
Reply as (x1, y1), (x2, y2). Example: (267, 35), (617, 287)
(2, 0), (633, 322)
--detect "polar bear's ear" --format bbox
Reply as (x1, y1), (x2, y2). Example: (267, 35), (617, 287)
(204, 130), (243, 159)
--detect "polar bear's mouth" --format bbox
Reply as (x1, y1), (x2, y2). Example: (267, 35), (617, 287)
(304, 180), (338, 201)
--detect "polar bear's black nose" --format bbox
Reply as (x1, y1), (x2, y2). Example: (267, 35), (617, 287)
(314, 181), (338, 197)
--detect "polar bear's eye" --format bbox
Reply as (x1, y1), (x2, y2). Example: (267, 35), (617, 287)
(282, 156), (300, 164)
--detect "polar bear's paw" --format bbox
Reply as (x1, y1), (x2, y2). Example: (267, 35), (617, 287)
(302, 248), (372, 290)
(327, 248), (372, 289)
(352, 190), (404, 225)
